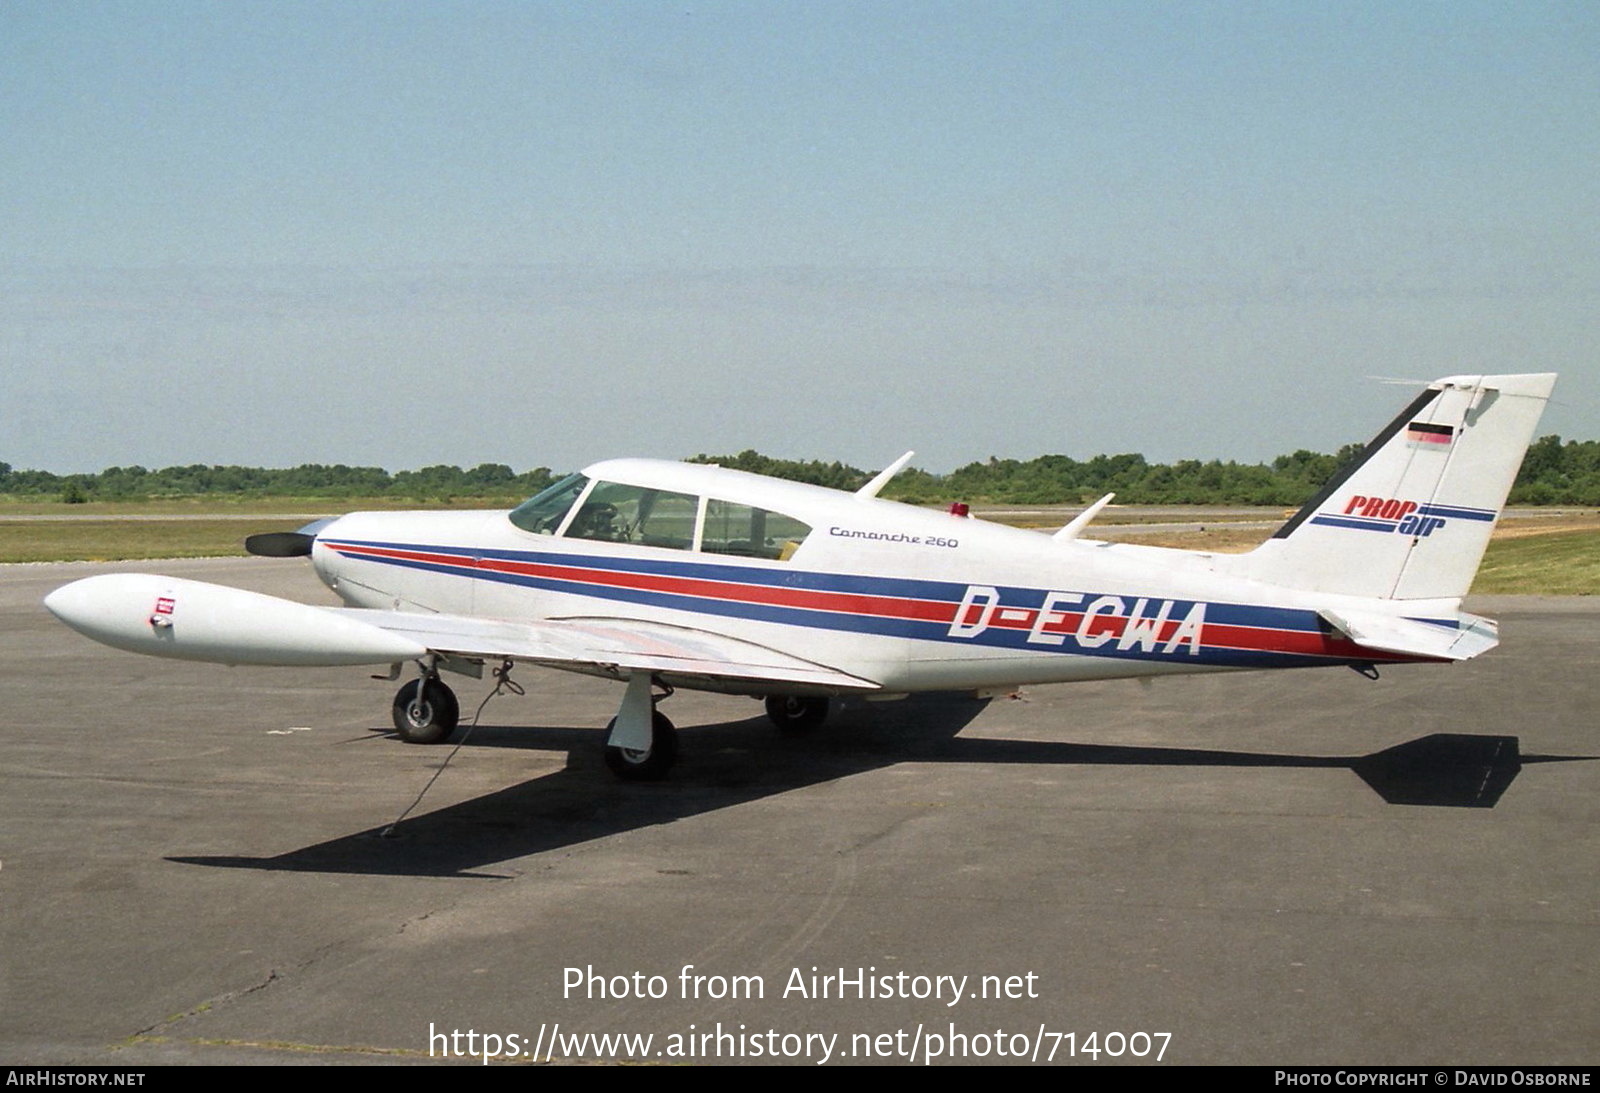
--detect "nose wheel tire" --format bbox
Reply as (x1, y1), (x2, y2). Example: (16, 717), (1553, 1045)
(392, 678), (461, 744)
(764, 695), (829, 733)
(604, 711), (678, 781)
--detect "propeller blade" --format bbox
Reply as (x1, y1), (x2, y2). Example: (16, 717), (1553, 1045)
(245, 531), (315, 558)
(245, 517), (336, 558)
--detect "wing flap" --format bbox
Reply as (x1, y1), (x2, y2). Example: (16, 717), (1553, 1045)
(334, 608), (881, 691)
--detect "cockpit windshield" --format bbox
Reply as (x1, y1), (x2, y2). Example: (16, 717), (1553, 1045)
(507, 473), (588, 534)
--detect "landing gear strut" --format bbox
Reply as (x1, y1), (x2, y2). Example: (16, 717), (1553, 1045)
(603, 674), (678, 781)
(392, 676), (460, 744)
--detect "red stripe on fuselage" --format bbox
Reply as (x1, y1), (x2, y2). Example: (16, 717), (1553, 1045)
(477, 556), (959, 624)
(330, 542), (957, 625)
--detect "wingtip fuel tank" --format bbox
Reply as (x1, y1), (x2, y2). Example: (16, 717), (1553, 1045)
(44, 574), (427, 667)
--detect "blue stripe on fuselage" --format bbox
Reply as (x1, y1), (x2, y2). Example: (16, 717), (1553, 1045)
(323, 538), (1410, 669)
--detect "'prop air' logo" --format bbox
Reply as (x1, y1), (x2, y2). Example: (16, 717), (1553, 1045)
(1312, 496), (1448, 537)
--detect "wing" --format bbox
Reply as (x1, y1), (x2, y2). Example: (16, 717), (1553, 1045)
(45, 573), (879, 692)
(335, 607), (881, 693)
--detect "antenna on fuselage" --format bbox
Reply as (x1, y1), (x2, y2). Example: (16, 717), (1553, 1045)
(856, 451), (916, 498)
(1053, 492), (1116, 542)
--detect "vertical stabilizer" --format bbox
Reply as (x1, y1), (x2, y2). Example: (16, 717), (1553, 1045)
(1236, 374), (1556, 600)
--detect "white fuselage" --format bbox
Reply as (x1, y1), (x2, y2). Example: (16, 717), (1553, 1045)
(309, 460), (1430, 696)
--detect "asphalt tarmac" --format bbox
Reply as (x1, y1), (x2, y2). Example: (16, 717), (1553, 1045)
(3, 558), (1596, 1066)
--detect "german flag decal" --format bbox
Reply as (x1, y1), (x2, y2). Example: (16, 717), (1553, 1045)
(1406, 421), (1454, 446)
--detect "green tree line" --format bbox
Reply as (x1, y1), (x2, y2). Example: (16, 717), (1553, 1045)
(0, 462), (557, 504)
(4, 436), (1597, 506)
(691, 436), (1600, 506)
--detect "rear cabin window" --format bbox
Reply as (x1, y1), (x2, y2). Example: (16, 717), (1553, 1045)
(702, 499), (812, 561)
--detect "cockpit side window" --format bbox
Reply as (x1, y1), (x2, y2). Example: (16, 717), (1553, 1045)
(565, 481), (699, 550)
(508, 473), (588, 535)
(702, 499), (812, 560)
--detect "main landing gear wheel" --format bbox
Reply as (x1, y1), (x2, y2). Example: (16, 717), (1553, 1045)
(392, 677), (461, 744)
(604, 711), (678, 781)
(765, 695), (829, 733)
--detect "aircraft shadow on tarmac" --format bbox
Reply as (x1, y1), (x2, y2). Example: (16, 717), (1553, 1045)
(167, 695), (1590, 878)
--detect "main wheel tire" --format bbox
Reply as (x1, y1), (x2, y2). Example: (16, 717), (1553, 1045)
(604, 711), (678, 781)
(765, 695), (829, 733)
(392, 678), (461, 745)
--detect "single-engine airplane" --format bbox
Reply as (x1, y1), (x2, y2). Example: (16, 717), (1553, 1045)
(45, 373), (1555, 781)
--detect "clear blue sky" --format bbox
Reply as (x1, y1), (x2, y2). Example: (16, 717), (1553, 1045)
(3, 1), (1595, 475)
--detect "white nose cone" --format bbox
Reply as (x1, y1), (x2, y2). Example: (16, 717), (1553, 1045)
(45, 573), (427, 667)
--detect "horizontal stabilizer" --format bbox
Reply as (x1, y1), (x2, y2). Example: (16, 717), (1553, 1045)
(1317, 607), (1498, 662)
